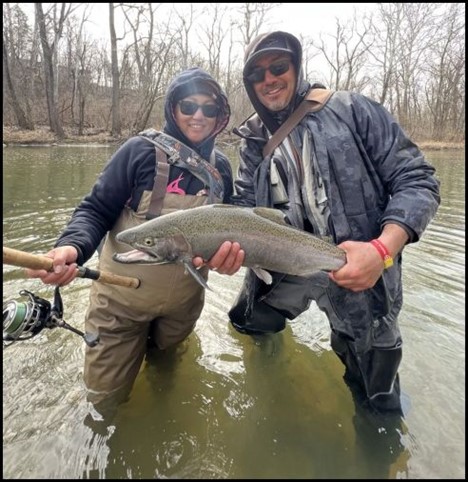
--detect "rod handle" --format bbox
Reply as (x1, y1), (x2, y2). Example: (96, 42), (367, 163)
(3, 246), (54, 270)
(3, 246), (140, 289)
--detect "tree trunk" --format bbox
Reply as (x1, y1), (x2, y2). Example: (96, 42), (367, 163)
(35, 3), (65, 139)
(109, 3), (121, 137)
(3, 40), (34, 129)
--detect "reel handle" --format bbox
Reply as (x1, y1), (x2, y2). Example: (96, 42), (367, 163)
(3, 246), (140, 289)
(51, 315), (100, 347)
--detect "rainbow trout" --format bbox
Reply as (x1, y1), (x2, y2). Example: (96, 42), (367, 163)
(113, 204), (346, 289)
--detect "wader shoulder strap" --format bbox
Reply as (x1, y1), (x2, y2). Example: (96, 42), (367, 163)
(262, 88), (334, 158)
(146, 147), (170, 220)
(139, 129), (224, 203)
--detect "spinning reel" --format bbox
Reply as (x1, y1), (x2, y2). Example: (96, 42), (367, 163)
(3, 286), (99, 347)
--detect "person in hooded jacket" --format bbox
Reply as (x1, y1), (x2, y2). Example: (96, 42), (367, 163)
(207, 31), (441, 415)
(26, 67), (236, 405)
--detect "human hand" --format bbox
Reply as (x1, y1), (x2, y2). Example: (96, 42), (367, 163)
(25, 246), (79, 287)
(328, 240), (385, 292)
(192, 241), (245, 275)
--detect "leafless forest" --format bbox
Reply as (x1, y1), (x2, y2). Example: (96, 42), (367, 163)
(2, 3), (465, 142)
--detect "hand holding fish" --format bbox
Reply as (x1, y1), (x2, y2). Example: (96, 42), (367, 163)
(329, 224), (409, 291)
(328, 240), (385, 292)
(192, 241), (245, 275)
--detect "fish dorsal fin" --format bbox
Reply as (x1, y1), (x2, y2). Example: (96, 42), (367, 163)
(209, 204), (288, 227)
(209, 204), (235, 210)
(252, 207), (288, 226)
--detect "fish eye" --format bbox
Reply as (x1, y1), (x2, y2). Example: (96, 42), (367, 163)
(144, 238), (153, 246)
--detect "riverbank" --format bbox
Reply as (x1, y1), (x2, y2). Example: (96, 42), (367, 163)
(1, 126), (242, 148)
(2, 126), (465, 151)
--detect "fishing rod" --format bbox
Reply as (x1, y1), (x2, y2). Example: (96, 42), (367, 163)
(3, 246), (140, 348)
(3, 246), (140, 289)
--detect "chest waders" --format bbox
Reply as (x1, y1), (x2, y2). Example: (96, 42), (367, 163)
(84, 145), (222, 405)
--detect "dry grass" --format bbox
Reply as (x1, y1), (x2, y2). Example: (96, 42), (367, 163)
(3, 126), (465, 151)
(2, 126), (124, 146)
(415, 140), (465, 151)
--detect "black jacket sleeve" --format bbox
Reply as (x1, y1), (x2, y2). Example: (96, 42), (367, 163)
(55, 137), (155, 264)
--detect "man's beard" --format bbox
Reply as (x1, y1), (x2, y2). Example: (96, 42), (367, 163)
(266, 98), (289, 111)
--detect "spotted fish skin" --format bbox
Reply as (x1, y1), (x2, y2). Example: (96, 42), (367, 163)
(113, 204), (346, 287)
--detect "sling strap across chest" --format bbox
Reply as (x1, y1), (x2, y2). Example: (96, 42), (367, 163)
(262, 88), (334, 158)
(139, 130), (223, 219)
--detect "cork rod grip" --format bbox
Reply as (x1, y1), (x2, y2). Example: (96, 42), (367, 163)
(3, 246), (140, 289)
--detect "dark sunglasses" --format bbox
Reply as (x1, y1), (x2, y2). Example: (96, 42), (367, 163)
(178, 100), (219, 118)
(245, 59), (291, 83)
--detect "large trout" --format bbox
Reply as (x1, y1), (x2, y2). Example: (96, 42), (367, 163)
(113, 204), (346, 289)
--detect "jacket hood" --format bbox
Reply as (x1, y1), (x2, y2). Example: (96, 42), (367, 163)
(163, 67), (230, 159)
(242, 31), (311, 134)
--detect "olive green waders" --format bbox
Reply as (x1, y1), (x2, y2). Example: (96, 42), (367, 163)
(84, 192), (211, 404)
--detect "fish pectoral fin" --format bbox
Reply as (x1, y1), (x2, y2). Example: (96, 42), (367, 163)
(252, 267), (273, 285)
(183, 260), (213, 291)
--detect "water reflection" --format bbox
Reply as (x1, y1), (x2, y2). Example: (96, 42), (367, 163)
(2, 147), (465, 479)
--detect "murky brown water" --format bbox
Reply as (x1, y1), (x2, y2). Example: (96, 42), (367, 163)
(3, 146), (465, 478)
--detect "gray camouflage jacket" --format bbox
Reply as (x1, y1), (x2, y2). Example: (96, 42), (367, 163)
(234, 90), (440, 245)
(232, 90), (441, 349)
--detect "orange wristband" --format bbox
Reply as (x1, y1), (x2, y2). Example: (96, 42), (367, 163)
(370, 239), (394, 269)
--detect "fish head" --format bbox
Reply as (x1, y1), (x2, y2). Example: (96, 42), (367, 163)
(113, 224), (191, 265)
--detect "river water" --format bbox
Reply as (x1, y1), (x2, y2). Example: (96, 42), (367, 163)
(2, 145), (465, 479)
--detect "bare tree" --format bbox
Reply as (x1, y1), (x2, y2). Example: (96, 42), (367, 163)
(385, 4), (438, 133)
(120, 3), (178, 133)
(424, 3), (465, 140)
(198, 4), (228, 79)
(314, 13), (372, 92)
(235, 3), (280, 48)
(297, 34), (322, 85)
(3, 4), (34, 129)
(3, 42), (34, 129)
(172, 4), (197, 70)
(65, 6), (92, 133)
(367, 3), (404, 107)
(35, 3), (78, 138)
(109, 2), (121, 137)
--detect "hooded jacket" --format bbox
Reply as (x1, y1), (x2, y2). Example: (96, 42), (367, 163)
(231, 31), (441, 351)
(241, 31), (311, 134)
(55, 67), (233, 265)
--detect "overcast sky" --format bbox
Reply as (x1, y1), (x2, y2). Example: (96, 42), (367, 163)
(267, 3), (377, 37)
(80, 2), (378, 42)
(18, 3), (377, 40)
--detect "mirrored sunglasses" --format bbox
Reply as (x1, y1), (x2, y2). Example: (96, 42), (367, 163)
(245, 59), (291, 83)
(178, 100), (219, 118)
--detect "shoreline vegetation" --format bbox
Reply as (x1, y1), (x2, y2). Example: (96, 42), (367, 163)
(2, 126), (465, 151)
